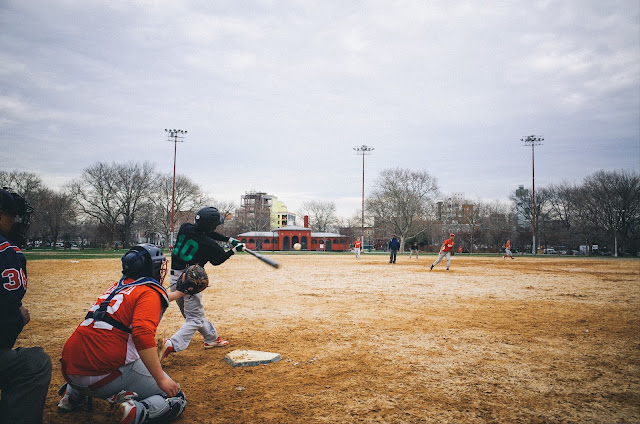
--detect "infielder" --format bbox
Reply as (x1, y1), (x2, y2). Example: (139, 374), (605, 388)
(160, 206), (244, 361)
(58, 244), (206, 424)
(354, 237), (361, 259)
(430, 233), (456, 271)
(503, 239), (514, 259)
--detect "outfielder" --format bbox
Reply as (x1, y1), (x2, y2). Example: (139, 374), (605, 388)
(160, 206), (244, 361)
(430, 233), (456, 271)
(58, 244), (206, 424)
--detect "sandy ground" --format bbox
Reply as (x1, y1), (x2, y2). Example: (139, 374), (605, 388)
(15, 253), (640, 423)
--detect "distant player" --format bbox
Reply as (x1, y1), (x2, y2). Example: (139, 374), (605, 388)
(430, 233), (456, 271)
(409, 243), (418, 259)
(388, 235), (400, 264)
(354, 237), (361, 259)
(503, 239), (514, 259)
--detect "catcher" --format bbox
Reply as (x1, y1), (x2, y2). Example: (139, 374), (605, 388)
(160, 206), (244, 361)
(58, 244), (208, 424)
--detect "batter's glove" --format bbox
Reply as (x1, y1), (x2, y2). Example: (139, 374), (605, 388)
(229, 237), (242, 247)
(175, 265), (209, 295)
(231, 243), (245, 253)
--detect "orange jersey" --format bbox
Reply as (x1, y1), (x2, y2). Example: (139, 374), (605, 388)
(441, 238), (455, 252)
(506, 240), (511, 249)
(61, 279), (165, 376)
(354, 240), (361, 249)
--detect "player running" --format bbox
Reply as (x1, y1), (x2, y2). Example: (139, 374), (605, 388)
(159, 206), (244, 361)
(430, 233), (456, 271)
(503, 239), (514, 259)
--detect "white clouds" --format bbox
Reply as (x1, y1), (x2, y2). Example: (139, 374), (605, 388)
(0, 0), (638, 217)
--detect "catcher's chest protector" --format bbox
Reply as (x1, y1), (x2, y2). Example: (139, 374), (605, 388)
(85, 277), (169, 333)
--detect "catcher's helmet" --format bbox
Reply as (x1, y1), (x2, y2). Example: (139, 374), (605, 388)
(0, 187), (34, 247)
(194, 207), (224, 233)
(122, 243), (167, 283)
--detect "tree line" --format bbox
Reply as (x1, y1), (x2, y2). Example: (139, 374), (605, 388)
(1, 165), (638, 255)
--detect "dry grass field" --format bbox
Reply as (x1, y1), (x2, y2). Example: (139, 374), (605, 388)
(15, 253), (640, 423)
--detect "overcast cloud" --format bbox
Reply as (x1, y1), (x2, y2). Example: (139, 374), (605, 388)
(1, 0), (638, 218)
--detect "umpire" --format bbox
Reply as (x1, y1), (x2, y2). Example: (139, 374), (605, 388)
(0, 188), (52, 424)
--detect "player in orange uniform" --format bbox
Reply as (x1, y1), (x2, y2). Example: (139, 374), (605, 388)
(58, 244), (190, 424)
(354, 237), (362, 259)
(430, 233), (456, 271)
(503, 239), (514, 259)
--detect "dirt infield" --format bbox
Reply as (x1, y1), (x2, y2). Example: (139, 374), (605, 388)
(16, 253), (640, 423)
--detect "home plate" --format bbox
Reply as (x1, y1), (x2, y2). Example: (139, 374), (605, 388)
(224, 350), (281, 367)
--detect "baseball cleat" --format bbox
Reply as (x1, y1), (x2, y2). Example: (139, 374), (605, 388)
(159, 338), (174, 361)
(430, 264), (434, 270)
(204, 336), (229, 348)
(57, 383), (85, 411)
(118, 400), (140, 424)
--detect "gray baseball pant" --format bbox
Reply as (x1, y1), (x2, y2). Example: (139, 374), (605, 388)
(168, 270), (219, 352)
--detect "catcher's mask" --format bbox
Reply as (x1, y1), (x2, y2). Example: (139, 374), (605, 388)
(121, 243), (167, 283)
(0, 187), (34, 248)
(194, 206), (224, 233)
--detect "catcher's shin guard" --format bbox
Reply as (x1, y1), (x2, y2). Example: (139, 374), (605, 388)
(141, 391), (186, 423)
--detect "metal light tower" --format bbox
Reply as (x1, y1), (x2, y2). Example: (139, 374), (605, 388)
(165, 129), (187, 249)
(353, 145), (374, 249)
(521, 135), (543, 255)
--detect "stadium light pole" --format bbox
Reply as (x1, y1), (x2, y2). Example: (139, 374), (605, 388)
(354, 145), (374, 249)
(521, 135), (543, 255)
(165, 129), (187, 249)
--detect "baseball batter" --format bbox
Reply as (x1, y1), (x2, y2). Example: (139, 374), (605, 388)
(160, 206), (244, 361)
(430, 233), (456, 271)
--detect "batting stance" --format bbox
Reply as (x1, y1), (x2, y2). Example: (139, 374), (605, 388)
(0, 188), (51, 424)
(58, 244), (204, 424)
(430, 233), (456, 271)
(160, 206), (244, 361)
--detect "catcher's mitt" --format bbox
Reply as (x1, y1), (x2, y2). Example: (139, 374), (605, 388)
(175, 264), (209, 295)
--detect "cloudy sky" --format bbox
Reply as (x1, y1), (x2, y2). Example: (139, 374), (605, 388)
(1, 0), (638, 218)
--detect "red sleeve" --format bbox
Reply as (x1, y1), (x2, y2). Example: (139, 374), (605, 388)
(130, 287), (163, 351)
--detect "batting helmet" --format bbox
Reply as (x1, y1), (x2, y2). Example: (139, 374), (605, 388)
(122, 243), (167, 283)
(194, 207), (224, 233)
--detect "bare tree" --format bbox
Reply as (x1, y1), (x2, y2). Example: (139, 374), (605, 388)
(298, 200), (337, 232)
(152, 173), (211, 244)
(69, 161), (157, 249)
(578, 170), (640, 255)
(0, 170), (43, 199)
(366, 168), (439, 252)
(33, 188), (76, 248)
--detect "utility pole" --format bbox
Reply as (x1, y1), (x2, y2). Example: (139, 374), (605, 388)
(165, 129), (187, 249)
(353, 145), (374, 249)
(521, 135), (543, 255)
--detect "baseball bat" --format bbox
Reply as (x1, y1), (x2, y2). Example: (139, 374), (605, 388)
(243, 247), (280, 269)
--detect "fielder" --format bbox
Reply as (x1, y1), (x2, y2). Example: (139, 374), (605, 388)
(160, 206), (244, 361)
(354, 237), (361, 259)
(503, 239), (514, 259)
(58, 244), (207, 424)
(430, 233), (456, 271)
